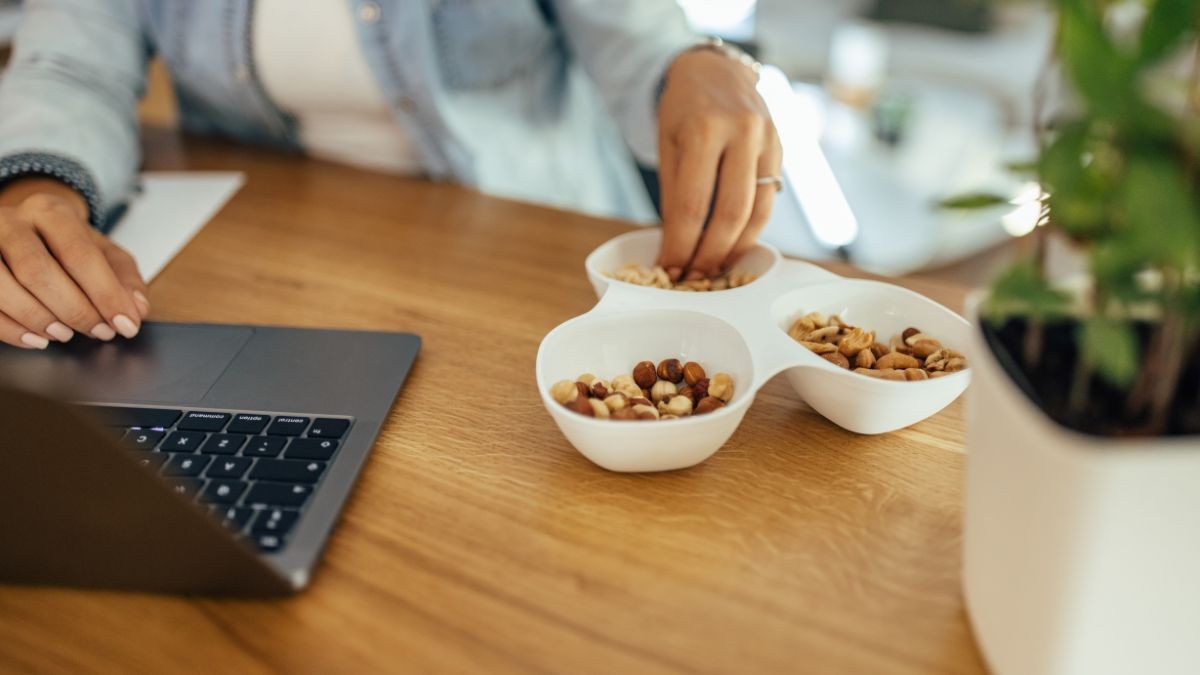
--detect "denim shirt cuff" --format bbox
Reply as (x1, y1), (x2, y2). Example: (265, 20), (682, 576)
(0, 151), (106, 230)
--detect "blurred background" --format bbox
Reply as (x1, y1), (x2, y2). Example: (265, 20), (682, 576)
(0, 0), (1055, 286)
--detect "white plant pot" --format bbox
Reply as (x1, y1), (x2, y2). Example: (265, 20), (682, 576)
(963, 298), (1200, 675)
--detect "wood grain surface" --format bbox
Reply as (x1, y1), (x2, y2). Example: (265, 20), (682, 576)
(0, 128), (986, 674)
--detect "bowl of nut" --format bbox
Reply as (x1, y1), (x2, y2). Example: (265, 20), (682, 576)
(771, 279), (972, 434)
(585, 228), (781, 299)
(536, 308), (755, 472)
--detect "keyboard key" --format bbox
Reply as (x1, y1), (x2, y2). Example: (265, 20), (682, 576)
(201, 433), (248, 455)
(219, 506), (254, 532)
(227, 414), (271, 434)
(133, 453), (169, 472)
(244, 436), (287, 458)
(266, 416), (310, 436)
(201, 479), (248, 504)
(284, 438), (339, 460)
(163, 454), (211, 477)
(164, 477), (204, 500)
(249, 459), (326, 483)
(121, 429), (165, 450)
(308, 418), (350, 439)
(254, 534), (284, 552)
(250, 508), (300, 537)
(245, 482), (313, 507)
(206, 456), (252, 479)
(85, 406), (181, 428)
(162, 431), (207, 453)
(177, 411), (231, 432)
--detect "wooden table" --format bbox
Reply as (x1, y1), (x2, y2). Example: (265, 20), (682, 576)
(0, 129), (985, 674)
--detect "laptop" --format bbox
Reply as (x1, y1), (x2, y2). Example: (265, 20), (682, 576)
(0, 321), (420, 596)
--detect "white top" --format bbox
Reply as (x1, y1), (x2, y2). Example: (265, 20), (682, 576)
(253, 0), (424, 174)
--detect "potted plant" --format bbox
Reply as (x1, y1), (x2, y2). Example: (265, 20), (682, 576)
(961, 1), (1200, 673)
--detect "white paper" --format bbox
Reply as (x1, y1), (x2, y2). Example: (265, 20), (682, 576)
(107, 172), (245, 281)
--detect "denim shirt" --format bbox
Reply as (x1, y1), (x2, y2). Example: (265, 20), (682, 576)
(0, 0), (696, 228)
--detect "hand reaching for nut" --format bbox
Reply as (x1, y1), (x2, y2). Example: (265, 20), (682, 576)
(609, 263), (757, 292)
(787, 312), (967, 380)
(550, 358), (735, 421)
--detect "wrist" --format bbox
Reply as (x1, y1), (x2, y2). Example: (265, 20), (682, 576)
(0, 177), (89, 220)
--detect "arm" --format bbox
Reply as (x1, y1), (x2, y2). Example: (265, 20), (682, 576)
(0, 0), (151, 348)
(550, 2), (782, 280)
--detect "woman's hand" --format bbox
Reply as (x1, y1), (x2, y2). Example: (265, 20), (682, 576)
(656, 47), (782, 281)
(0, 178), (149, 349)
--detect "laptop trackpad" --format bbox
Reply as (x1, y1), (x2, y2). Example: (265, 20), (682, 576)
(0, 324), (253, 404)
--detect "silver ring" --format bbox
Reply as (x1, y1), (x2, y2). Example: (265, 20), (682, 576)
(756, 175), (784, 192)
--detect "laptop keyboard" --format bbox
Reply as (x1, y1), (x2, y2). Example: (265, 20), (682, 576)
(85, 405), (353, 554)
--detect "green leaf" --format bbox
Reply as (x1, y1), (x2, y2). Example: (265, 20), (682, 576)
(1004, 159), (1039, 175)
(1079, 316), (1140, 388)
(936, 192), (1010, 210)
(1138, 0), (1199, 65)
(1058, 0), (1137, 118)
(1119, 153), (1200, 270)
(985, 259), (1072, 322)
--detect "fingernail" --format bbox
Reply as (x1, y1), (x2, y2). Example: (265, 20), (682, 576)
(91, 323), (117, 341)
(666, 266), (683, 281)
(20, 332), (49, 350)
(133, 290), (151, 316)
(46, 322), (74, 343)
(112, 314), (139, 339)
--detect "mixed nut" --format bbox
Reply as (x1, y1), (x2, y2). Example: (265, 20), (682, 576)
(787, 312), (967, 380)
(609, 262), (758, 292)
(550, 359), (735, 420)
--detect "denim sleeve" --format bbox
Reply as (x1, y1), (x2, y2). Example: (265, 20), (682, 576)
(0, 0), (148, 230)
(549, 0), (695, 168)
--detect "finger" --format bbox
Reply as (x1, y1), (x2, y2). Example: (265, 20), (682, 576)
(725, 135), (783, 268)
(0, 263), (74, 342)
(657, 124), (723, 280)
(94, 231), (150, 318)
(36, 210), (141, 338)
(0, 225), (112, 339)
(0, 309), (49, 350)
(687, 136), (761, 279)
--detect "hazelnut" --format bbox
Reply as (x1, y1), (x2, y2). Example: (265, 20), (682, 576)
(577, 373), (597, 386)
(650, 380), (677, 404)
(656, 358), (684, 383)
(855, 348), (876, 369)
(838, 327), (874, 357)
(904, 368), (929, 381)
(568, 395), (595, 415)
(876, 352), (920, 370)
(659, 395), (693, 417)
(611, 374), (637, 392)
(694, 396), (725, 415)
(708, 373), (734, 402)
(632, 404), (659, 420)
(587, 398), (610, 419)
(629, 396), (653, 408)
(615, 383), (643, 400)
(821, 351), (850, 369)
(641, 388), (652, 399)
(590, 379), (611, 399)
(603, 393), (629, 411)
(691, 377), (710, 400)
(574, 381), (592, 399)
(611, 407), (638, 421)
(632, 361), (658, 389)
(677, 385), (697, 405)
(870, 342), (891, 359)
(550, 380), (579, 405)
(901, 327), (922, 342)
(682, 361), (707, 386)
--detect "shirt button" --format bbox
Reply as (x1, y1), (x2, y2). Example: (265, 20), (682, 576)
(358, 2), (381, 23)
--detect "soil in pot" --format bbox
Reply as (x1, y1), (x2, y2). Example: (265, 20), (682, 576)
(981, 318), (1200, 437)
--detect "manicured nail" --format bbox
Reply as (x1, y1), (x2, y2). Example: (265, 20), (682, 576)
(133, 290), (151, 316)
(20, 332), (49, 350)
(666, 266), (683, 281)
(112, 314), (139, 339)
(46, 322), (74, 343)
(91, 323), (117, 341)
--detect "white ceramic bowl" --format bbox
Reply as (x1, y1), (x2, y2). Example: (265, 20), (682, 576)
(769, 279), (972, 434)
(535, 308), (756, 472)
(585, 229), (782, 300)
